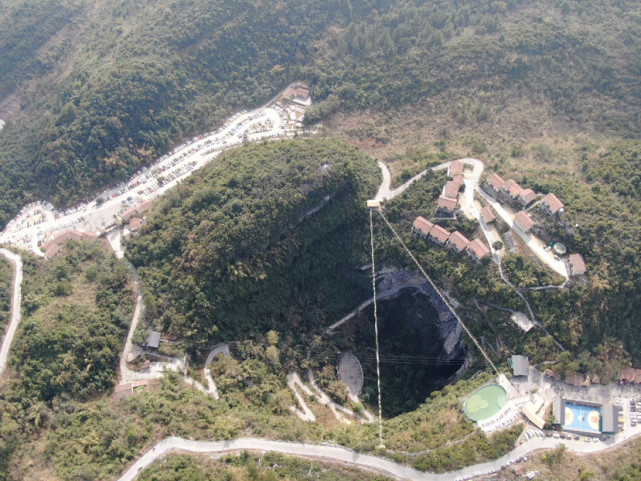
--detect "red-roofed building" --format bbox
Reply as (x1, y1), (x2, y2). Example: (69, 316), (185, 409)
(619, 367), (637, 384)
(447, 231), (470, 253)
(448, 160), (464, 179)
(518, 188), (537, 207)
(45, 243), (61, 259)
(42, 229), (98, 259)
(121, 199), (155, 222)
(428, 225), (450, 245)
(114, 383), (133, 400)
(412, 216), (434, 238)
(129, 218), (141, 232)
(503, 179), (523, 199)
(514, 210), (535, 233)
(452, 174), (465, 186)
(567, 253), (586, 276)
(467, 239), (490, 261)
(484, 173), (505, 197)
(443, 181), (461, 199)
(283, 86), (310, 102)
(437, 195), (458, 214)
(480, 206), (496, 223)
(566, 372), (585, 387)
(542, 193), (565, 215)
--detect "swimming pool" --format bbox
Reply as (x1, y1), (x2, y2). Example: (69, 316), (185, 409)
(464, 384), (507, 422)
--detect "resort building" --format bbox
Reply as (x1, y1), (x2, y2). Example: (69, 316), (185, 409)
(518, 188), (537, 207)
(480, 206), (496, 224)
(443, 180), (461, 199)
(437, 195), (458, 215)
(447, 231), (470, 253)
(429, 225), (450, 245)
(412, 216), (434, 238)
(542, 193), (565, 215)
(514, 210), (535, 233)
(467, 238), (491, 261)
(448, 160), (464, 179)
(484, 173), (505, 197)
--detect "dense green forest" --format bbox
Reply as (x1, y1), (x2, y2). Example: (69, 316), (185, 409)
(127, 138), (379, 353)
(0, 242), (134, 479)
(0, 0), (640, 223)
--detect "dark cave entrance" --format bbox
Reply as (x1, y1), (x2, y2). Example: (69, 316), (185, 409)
(345, 289), (467, 417)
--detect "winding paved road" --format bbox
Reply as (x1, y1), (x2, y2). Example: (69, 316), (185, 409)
(0, 249), (22, 377)
(116, 431), (641, 481)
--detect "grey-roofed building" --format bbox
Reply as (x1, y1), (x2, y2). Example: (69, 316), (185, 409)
(511, 355), (529, 377)
(143, 330), (161, 349)
(553, 397), (566, 425)
(601, 403), (619, 434)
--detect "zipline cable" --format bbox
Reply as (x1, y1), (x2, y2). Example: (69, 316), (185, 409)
(376, 210), (499, 375)
(369, 208), (385, 448)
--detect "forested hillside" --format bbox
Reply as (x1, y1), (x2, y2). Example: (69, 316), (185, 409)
(126, 139), (379, 353)
(0, 0), (639, 224)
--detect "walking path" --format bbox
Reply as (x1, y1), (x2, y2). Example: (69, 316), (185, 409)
(0, 249), (22, 377)
(203, 343), (230, 400)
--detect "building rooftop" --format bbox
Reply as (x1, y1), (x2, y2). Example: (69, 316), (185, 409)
(429, 224), (450, 244)
(449, 160), (464, 177)
(452, 174), (465, 185)
(568, 253), (587, 276)
(448, 231), (470, 251)
(144, 331), (161, 349)
(601, 403), (619, 434)
(42, 229), (98, 258)
(504, 179), (523, 198)
(443, 180), (460, 199)
(121, 199), (155, 221)
(129, 218), (141, 231)
(480, 206), (496, 223)
(467, 239), (490, 260)
(486, 173), (505, 191)
(511, 355), (529, 377)
(412, 216), (434, 236)
(519, 188), (537, 204)
(543, 192), (565, 214)
(566, 372), (585, 387)
(514, 210), (535, 232)
(437, 195), (458, 212)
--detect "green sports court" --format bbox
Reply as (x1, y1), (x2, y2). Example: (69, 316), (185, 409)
(464, 384), (508, 421)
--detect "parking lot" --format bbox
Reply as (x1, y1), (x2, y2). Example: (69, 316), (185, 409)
(0, 95), (309, 253)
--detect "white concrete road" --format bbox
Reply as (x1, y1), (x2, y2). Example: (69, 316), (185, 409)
(0, 249), (22, 377)
(116, 432), (641, 481)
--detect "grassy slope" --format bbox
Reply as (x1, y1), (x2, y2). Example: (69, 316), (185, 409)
(0, 0), (639, 222)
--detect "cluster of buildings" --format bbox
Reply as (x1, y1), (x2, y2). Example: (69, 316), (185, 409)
(483, 172), (587, 277)
(511, 355), (620, 436)
(437, 160), (465, 216)
(412, 215), (490, 261)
